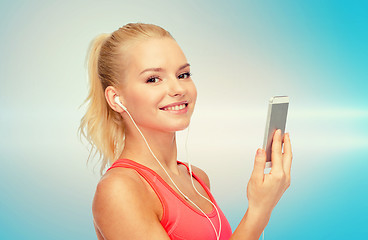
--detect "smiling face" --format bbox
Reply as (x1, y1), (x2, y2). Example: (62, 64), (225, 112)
(118, 37), (197, 133)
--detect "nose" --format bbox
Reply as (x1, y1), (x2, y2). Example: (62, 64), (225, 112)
(168, 77), (186, 97)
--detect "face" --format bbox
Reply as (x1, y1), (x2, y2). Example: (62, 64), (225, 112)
(119, 37), (197, 133)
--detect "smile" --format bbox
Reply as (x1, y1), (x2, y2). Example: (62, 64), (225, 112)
(159, 101), (189, 113)
(160, 103), (188, 111)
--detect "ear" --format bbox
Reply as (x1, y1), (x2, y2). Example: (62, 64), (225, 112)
(105, 86), (125, 113)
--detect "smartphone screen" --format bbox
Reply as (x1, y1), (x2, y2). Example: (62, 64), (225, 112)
(263, 96), (289, 168)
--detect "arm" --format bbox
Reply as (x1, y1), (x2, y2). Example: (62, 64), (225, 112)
(92, 169), (171, 240)
(230, 130), (293, 240)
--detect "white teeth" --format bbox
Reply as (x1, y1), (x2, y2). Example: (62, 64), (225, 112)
(162, 104), (186, 111)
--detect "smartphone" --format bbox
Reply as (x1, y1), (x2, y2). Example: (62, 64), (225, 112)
(263, 96), (289, 168)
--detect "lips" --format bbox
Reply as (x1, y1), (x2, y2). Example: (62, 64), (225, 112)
(159, 101), (188, 111)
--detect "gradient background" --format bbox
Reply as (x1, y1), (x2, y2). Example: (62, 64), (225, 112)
(0, 0), (367, 239)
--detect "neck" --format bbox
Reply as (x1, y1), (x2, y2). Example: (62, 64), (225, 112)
(120, 124), (180, 174)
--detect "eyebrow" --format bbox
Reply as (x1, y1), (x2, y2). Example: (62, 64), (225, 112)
(139, 63), (190, 75)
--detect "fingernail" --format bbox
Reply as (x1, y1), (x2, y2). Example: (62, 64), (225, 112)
(276, 129), (281, 135)
(257, 148), (264, 155)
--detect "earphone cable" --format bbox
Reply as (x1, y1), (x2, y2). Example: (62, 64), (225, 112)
(184, 125), (222, 240)
(124, 109), (221, 240)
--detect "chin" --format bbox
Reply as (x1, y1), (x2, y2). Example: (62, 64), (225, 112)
(161, 120), (191, 133)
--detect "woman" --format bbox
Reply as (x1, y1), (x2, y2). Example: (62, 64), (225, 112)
(80, 23), (292, 240)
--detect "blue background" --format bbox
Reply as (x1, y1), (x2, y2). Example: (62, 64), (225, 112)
(0, 0), (367, 239)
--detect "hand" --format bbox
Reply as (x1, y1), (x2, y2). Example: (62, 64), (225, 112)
(246, 130), (292, 216)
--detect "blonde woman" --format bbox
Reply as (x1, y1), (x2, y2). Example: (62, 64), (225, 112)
(80, 23), (292, 240)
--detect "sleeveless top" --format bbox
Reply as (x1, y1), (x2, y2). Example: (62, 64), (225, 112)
(107, 159), (232, 240)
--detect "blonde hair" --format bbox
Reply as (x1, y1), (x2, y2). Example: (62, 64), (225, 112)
(79, 23), (173, 175)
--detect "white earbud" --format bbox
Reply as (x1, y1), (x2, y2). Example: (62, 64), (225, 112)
(114, 96), (127, 111)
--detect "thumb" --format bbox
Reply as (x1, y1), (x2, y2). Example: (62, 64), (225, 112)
(250, 148), (266, 184)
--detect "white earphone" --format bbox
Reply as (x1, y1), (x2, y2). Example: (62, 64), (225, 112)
(114, 96), (127, 111)
(113, 95), (222, 240)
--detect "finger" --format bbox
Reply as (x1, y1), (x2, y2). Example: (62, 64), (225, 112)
(271, 129), (283, 172)
(250, 148), (266, 184)
(282, 133), (293, 176)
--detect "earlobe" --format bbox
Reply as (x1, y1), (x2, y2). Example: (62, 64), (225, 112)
(105, 86), (125, 113)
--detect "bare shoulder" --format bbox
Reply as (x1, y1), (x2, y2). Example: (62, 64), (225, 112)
(183, 163), (211, 189)
(92, 168), (148, 224)
(92, 168), (169, 239)
(94, 168), (146, 207)
(95, 167), (145, 194)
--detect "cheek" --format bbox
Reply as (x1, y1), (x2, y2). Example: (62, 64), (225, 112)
(125, 87), (163, 112)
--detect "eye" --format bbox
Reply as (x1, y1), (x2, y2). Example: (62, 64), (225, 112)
(178, 72), (192, 79)
(146, 76), (160, 83)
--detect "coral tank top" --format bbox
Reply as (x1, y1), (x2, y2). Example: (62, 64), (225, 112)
(107, 159), (232, 240)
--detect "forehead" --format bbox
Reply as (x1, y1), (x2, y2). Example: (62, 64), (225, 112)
(125, 37), (188, 72)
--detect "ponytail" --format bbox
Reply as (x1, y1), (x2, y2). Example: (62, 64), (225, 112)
(79, 34), (125, 175)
